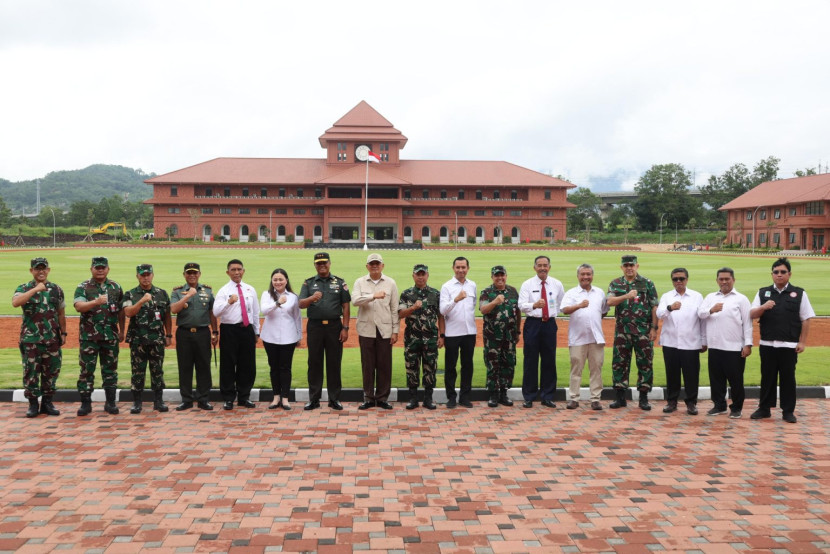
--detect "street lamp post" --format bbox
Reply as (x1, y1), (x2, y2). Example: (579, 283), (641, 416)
(48, 208), (55, 248)
(455, 212), (458, 249)
(751, 205), (764, 255)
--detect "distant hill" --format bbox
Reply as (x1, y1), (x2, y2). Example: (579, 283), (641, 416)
(0, 165), (156, 213)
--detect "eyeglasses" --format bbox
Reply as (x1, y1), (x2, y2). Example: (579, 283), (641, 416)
(772, 270), (789, 275)
(672, 277), (687, 282)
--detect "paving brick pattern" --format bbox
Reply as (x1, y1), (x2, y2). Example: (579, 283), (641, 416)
(1, 400), (828, 553)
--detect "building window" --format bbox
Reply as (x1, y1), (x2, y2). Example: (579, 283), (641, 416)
(337, 142), (347, 161)
(277, 225), (286, 236)
(203, 224), (212, 237)
(315, 188), (322, 198)
(746, 233), (752, 244)
(512, 227), (520, 238)
(257, 208), (268, 214)
(242, 188), (249, 197)
(474, 210), (485, 216)
(492, 210), (504, 217)
(296, 225), (304, 236)
(746, 211), (753, 220)
(805, 201), (824, 215)
(774, 209), (781, 219)
(759, 209), (766, 220)
(205, 187), (213, 197)
(404, 190), (411, 199)
(544, 227), (552, 238)
(789, 233), (797, 243)
(458, 227), (466, 238)
(511, 190), (518, 200)
(261, 188), (267, 197)
(239, 208), (250, 214)
(458, 190), (465, 200)
(296, 188), (304, 198)
(510, 210), (522, 217)
(220, 208), (231, 214)
(170, 186), (178, 197)
(274, 209), (287, 215)
(314, 225), (322, 236)
(279, 188), (286, 198)
(773, 233), (780, 245)
(789, 207), (797, 216)
(476, 226), (484, 238)
(294, 209), (306, 215)
(439, 210), (450, 216)
(202, 208), (213, 214)
(440, 189), (447, 199)
(759, 233), (766, 244)
(544, 190), (551, 200)
(311, 208), (324, 215)
(240, 225), (249, 237)
(457, 210), (467, 216)
(421, 210), (432, 216)
(167, 207), (180, 214)
(542, 210), (553, 217)
(440, 226), (448, 238)
(476, 190), (482, 200)
(222, 225), (230, 236)
(404, 226), (412, 237)
(422, 189), (429, 199)
(421, 226), (430, 238)
(493, 190), (500, 200)
(224, 187), (230, 197)
(168, 224), (178, 236)
(402, 209), (414, 216)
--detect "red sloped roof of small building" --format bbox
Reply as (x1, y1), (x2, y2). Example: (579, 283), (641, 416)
(145, 157), (575, 190)
(720, 174), (830, 210)
(318, 100), (408, 148)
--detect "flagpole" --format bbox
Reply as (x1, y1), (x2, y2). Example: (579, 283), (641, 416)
(363, 158), (369, 251)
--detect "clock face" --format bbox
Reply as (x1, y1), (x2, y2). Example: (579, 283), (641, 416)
(354, 144), (370, 162)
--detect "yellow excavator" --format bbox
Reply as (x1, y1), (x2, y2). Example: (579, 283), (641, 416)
(90, 222), (132, 240)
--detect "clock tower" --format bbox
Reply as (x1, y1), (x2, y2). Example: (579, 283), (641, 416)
(319, 100), (408, 166)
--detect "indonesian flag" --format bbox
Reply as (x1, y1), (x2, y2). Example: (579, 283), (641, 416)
(367, 150), (381, 163)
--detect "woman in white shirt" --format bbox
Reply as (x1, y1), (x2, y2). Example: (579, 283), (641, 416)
(260, 269), (302, 410)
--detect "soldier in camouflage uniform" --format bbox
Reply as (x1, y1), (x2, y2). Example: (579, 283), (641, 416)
(479, 265), (522, 408)
(13, 257), (67, 418)
(73, 256), (125, 416)
(398, 264), (444, 410)
(123, 264), (172, 414)
(606, 255), (659, 410)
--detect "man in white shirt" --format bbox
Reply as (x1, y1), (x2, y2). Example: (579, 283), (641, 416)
(656, 268), (706, 415)
(560, 263), (607, 411)
(697, 267), (752, 419)
(749, 257), (815, 423)
(518, 255), (564, 408)
(212, 259), (260, 410)
(352, 253), (400, 410)
(439, 257), (477, 408)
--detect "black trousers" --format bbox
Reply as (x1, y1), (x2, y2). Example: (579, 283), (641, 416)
(219, 323), (257, 402)
(263, 341), (296, 399)
(521, 317), (558, 401)
(444, 334), (476, 402)
(306, 320), (343, 403)
(359, 329), (393, 402)
(662, 346), (700, 404)
(708, 348), (745, 411)
(759, 345), (798, 414)
(176, 326), (212, 403)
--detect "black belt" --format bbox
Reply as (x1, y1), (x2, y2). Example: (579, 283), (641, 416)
(310, 319), (339, 325)
(178, 326), (208, 333)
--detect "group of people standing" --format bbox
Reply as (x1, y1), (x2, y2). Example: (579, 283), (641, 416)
(13, 252), (813, 424)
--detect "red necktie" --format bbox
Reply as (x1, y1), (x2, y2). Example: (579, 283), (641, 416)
(541, 281), (549, 321)
(237, 284), (250, 327)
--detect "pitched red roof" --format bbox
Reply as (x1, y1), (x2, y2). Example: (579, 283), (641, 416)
(318, 100), (408, 148)
(720, 174), (830, 210)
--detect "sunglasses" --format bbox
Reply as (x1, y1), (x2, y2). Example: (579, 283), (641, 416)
(772, 270), (789, 275)
(672, 277), (687, 282)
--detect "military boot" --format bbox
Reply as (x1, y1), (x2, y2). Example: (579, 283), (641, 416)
(40, 396), (60, 416)
(26, 397), (39, 418)
(153, 390), (169, 412)
(639, 390), (652, 411)
(499, 388), (514, 407)
(487, 390), (499, 408)
(422, 388), (436, 410)
(609, 388), (627, 409)
(406, 388), (419, 410)
(104, 388), (119, 414)
(130, 390), (143, 414)
(77, 394), (92, 416)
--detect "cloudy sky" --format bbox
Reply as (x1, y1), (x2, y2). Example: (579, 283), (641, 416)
(3, 0), (829, 191)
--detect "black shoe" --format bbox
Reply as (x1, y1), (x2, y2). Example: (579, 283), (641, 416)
(130, 400), (142, 414)
(783, 412), (797, 423)
(522, 400), (533, 409)
(686, 403), (698, 415)
(153, 390), (169, 412)
(750, 409), (771, 420)
(223, 401), (234, 410)
(26, 398), (39, 418)
(280, 402), (291, 411)
(638, 391), (651, 411)
(328, 400), (343, 411)
(609, 389), (627, 409)
(446, 398), (457, 409)
(663, 402), (677, 414)
(304, 401), (320, 411)
(176, 402), (194, 411)
(238, 400), (256, 408)
(377, 401), (393, 410)
(104, 388), (119, 415)
(358, 401), (374, 410)
(423, 389), (436, 410)
(488, 392), (499, 408)
(406, 398), (419, 410)
(40, 397), (59, 416)
(77, 395), (92, 416)
(459, 399), (473, 408)
(197, 401), (214, 411)
(498, 390), (514, 407)
(541, 399), (556, 409)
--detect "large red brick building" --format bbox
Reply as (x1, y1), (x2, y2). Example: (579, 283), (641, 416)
(146, 101), (574, 245)
(720, 173), (830, 251)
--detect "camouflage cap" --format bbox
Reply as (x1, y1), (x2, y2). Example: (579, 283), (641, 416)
(413, 264), (428, 273)
(183, 262), (200, 272)
(137, 264), (153, 275)
(621, 255), (638, 265)
(30, 257), (49, 268)
(314, 252), (330, 263)
(491, 265), (507, 275)
(91, 256), (109, 267)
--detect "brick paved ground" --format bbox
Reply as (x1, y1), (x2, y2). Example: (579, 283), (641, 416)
(0, 399), (828, 553)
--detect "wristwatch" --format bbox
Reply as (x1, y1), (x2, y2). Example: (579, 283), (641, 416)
(440, 333), (446, 338)
(667, 305), (673, 312)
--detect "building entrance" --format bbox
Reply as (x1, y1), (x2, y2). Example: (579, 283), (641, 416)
(368, 226), (395, 241)
(331, 226), (359, 241)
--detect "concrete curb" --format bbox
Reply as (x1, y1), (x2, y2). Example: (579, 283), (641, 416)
(3, 386), (829, 403)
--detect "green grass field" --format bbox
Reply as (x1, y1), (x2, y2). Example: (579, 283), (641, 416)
(2, 246), (828, 388)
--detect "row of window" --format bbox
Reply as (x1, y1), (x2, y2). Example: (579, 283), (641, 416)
(165, 224), (552, 240)
(173, 207), (552, 217)
(743, 202), (825, 220)
(188, 186), (556, 201)
(187, 208), (326, 215)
